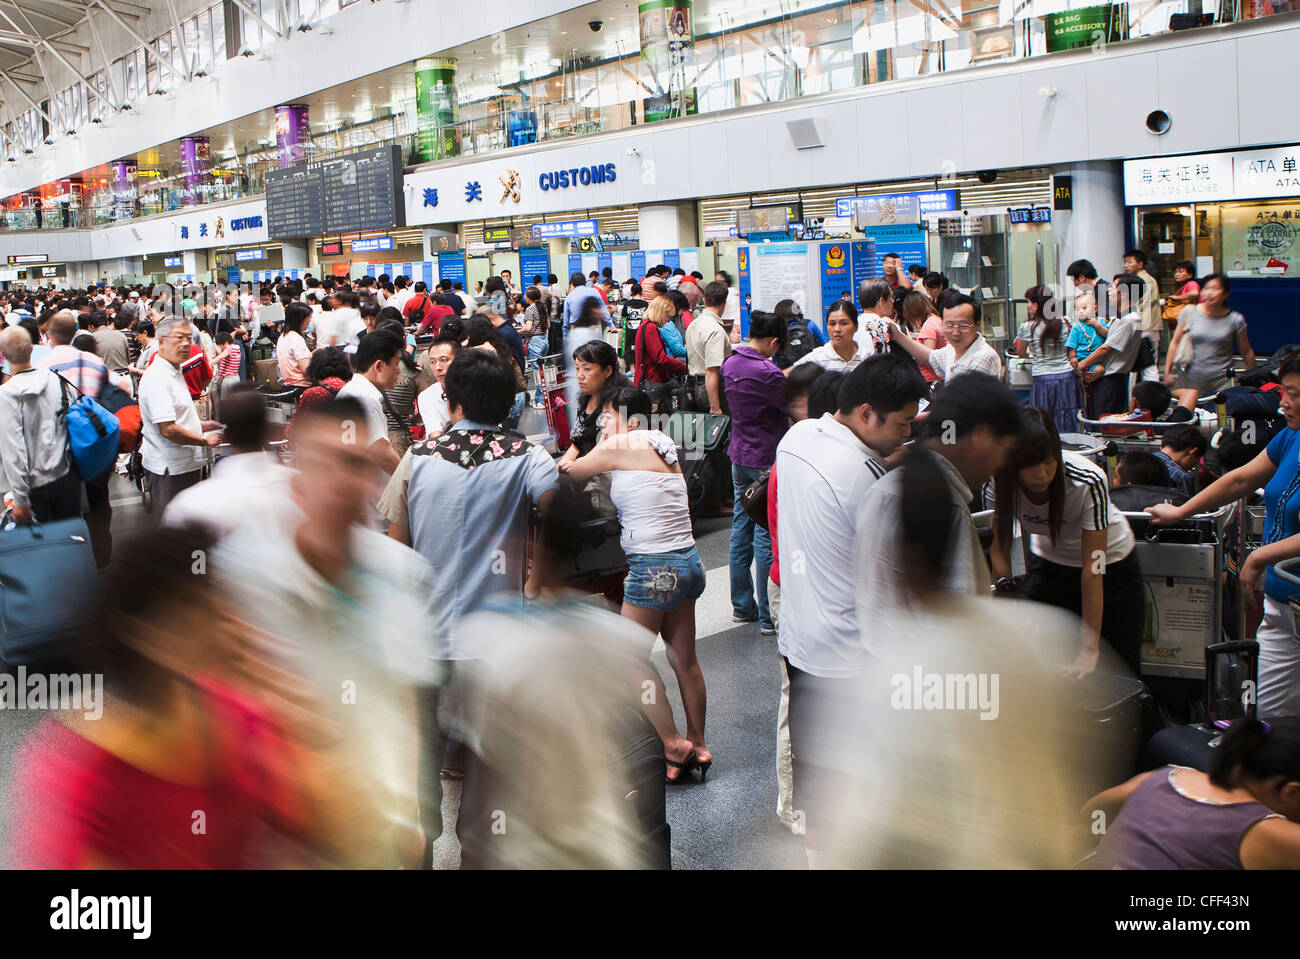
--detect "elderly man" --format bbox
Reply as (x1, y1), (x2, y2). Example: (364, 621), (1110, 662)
(137, 315), (222, 516)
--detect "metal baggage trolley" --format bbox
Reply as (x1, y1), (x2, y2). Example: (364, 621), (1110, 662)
(1126, 503), (1236, 682)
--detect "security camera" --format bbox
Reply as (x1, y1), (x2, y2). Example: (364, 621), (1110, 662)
(976, 170), (998, 184)
(588, 19), (603, 31)
(239, 44), (256, 57)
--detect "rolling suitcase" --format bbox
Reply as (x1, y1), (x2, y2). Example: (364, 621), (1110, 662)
(1145, 640), (1259, 772)
(1070, 671), (1154, 801)
(659, 411), (731, 516)
(610, 706), (671, 870)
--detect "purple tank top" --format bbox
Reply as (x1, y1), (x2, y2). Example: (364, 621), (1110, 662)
(1092, 766), (1278, 869)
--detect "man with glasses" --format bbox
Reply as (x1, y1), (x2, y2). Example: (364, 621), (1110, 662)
(886, 293), (1004, 383)
(138, 315), (223, 516)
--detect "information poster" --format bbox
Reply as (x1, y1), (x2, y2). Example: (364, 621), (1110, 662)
(1221, 202), (1299, 276)
(680, 248), (700, 274)
(597, 252), (613, 275)
(520, 248), (550, 285)
(851, 240), (877, 296)
(750, 242), (816, 319)
(438, 252), (466, 285)
(820, 242), (854, 321)
(663, 249), (681, 270)
(581, 254), (599, 277)
(630, 251), (647, 279)
(613, 252), (631, 279)
(737, 245), (751, 334)
(568, 254), (583, 276)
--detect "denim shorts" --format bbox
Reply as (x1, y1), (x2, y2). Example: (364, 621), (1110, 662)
(624, 547), (706, 613)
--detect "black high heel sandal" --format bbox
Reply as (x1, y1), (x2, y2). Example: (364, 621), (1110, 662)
(665, 750), (698, 784)
(695, 755), (713, 782)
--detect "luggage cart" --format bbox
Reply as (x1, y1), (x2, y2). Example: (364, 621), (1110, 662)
(1127, 502), (1235, 682)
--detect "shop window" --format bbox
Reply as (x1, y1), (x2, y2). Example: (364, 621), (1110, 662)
(1220, 201), (1300, 279)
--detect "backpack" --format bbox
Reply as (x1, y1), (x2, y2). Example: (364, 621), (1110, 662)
(778, 316), (816, 369)
(251, 336), (274, 362)
(95, 367), (141, 453)
(55, 374), (120, 482)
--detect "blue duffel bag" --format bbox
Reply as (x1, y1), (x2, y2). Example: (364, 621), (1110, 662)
(55, 374), (120, 481)
(0, 515), (99, 666)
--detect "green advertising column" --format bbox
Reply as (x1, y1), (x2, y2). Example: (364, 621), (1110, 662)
(639, 0), (698, 123)
(415, 57), (459, 162)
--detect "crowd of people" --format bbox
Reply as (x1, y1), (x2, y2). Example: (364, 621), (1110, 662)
(0, 250), (1295, 872)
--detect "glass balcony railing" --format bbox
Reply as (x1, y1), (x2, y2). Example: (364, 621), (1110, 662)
(2, 0), (1294, 232)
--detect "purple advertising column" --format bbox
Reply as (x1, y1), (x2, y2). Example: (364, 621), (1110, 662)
(180, 136), (210, 207)
(275, 104), (311, 169)
(112, 160), (137, 221)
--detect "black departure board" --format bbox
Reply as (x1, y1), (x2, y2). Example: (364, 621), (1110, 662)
(265, 164), (323, 240)
(265, 145), (405, 240)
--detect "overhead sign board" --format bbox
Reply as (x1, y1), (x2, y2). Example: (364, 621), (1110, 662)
(1123, 145), (1300, 205)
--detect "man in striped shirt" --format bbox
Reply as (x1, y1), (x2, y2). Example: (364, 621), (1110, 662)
(36, 310), (132, 569)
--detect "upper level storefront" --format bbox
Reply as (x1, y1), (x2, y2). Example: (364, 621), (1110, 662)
(1, 0), (1298, 233)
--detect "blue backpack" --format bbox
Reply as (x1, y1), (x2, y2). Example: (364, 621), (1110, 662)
(55, 374), (120, 481)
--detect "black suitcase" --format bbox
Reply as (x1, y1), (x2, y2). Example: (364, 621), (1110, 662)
(610, 706), (671, 870)
(660, 411), (731, 516)
(1070, 671), (1155, 801)
(1145, 640), (1259, 772)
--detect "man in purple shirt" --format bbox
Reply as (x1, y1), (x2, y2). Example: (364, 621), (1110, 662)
(722, 312), (788, 633)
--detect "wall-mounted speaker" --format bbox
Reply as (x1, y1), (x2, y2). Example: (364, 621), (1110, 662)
(786, 118), (824, 151)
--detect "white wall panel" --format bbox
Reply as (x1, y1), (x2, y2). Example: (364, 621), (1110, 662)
(1235, 30), (1296, 151)
(1153, 41), (1238, 157)
(960, 74), (1026, 172)
(1018, 63), (1089, 167)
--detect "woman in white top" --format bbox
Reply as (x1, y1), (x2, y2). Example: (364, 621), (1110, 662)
(988, 406), (1143, 678)
(791, 301), (868, 374)
(561, 385), (711, 784)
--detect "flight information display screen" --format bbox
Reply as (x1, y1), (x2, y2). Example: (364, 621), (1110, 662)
(265, 145), (405, 239)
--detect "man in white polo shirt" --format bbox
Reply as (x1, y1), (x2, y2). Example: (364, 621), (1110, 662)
(137, 314), (223, 516)
(774, 353), (928, 865)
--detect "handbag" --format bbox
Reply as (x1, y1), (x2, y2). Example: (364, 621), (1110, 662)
(739, 467), (772, 531)
(0, 514), (98, 666)
(1171, 307), (1197, 371)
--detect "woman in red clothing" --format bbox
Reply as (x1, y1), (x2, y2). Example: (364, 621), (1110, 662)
(5, 525), (317, 869)
(633, 296), (688, 387)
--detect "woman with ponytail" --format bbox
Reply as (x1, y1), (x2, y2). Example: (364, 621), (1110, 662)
(1086, 717), (1300, 868)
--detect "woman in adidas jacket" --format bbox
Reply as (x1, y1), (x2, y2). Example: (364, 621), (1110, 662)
(987, 405), (1143, 678)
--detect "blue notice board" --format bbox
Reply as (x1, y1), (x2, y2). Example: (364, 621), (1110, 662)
(226, 267), (241, 284)
(851, 240), (878, 295)
(737, 245), (751, 335)
(596, 252), (613, 276)
(520, 248), (550, 284)
(629, 251), (647, 280)
(438, 252), (466, 286)
(856, 225), (924, 275)
(662, 249), (681, 270)
(819, 242), (853, 322)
